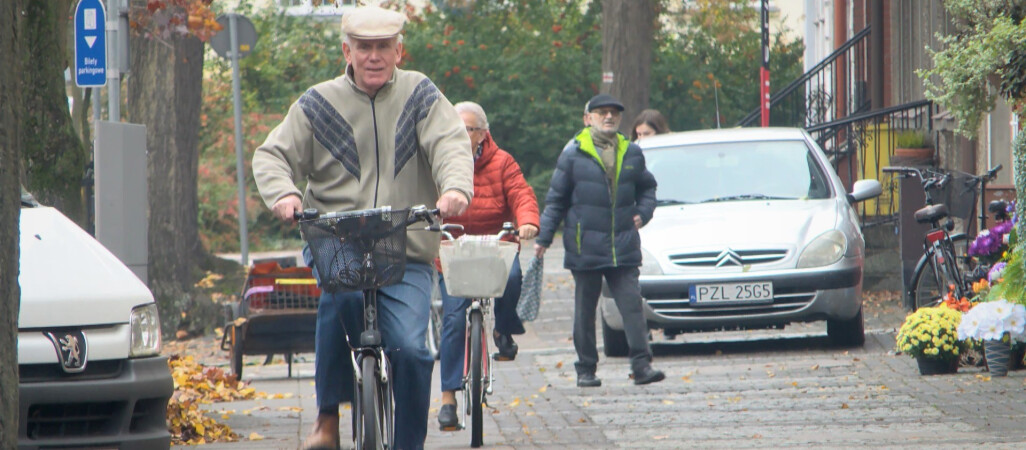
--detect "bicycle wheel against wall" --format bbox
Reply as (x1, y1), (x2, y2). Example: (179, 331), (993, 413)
(469, 308), (485, 448)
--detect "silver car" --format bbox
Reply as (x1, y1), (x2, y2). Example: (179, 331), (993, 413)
(600, 127), (882, 355)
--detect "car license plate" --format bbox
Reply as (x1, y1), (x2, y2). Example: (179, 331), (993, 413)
(689, 282), (773, 304)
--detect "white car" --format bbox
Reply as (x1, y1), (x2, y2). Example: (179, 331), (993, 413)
(600, 128), (882, 355)
(17, 189), (172, 449)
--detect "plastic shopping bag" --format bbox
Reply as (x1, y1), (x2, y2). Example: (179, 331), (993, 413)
(516, 255), (544, 322)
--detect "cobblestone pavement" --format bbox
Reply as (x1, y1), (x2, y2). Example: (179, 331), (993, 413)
(182, 241), (1026, 449)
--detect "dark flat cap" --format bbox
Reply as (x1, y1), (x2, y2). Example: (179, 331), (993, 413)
(586, 93), (625, 112)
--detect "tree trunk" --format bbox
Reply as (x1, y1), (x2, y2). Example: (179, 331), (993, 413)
(0, 0), (24, 446)
(601, 0), (656, 134)
(127, 5), (206, 334)
(21, 0), (87, 224)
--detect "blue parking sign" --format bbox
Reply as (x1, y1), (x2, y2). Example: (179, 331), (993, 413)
(74, 0), (106, 87)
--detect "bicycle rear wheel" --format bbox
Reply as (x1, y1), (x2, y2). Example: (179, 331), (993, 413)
(469, 309), (484, 448)
(910, 244), (962, 311)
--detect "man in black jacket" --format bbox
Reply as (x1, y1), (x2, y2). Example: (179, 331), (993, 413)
(534, 93), (665, 387)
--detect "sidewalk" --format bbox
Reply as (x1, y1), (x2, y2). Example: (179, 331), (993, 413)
(188, 239), (911, 449)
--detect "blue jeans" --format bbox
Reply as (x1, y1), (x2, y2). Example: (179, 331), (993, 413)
(306, 247), (434, 450)
(439, 254), (524, 392)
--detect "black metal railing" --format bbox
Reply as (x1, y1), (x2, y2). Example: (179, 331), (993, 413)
(806, 100), (936, 225)
(737, 26), (872, 128)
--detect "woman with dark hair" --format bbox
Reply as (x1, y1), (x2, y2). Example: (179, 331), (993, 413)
(630, 109), (670, 142)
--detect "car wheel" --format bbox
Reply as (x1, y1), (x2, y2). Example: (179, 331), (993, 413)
(827, 306), (865, 347)
(601, 316), (630, 357)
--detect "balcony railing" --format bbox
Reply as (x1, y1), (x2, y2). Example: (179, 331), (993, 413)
(807, 100), (936, 225)
(737, 26), (872, 129)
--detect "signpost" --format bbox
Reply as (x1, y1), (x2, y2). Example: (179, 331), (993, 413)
(211, 13), (258, 266)
(74, 0), (107, 87)
(760, 0), (770, 127)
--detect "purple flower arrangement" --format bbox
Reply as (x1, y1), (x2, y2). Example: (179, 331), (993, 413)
(969, 201), (1016, 267)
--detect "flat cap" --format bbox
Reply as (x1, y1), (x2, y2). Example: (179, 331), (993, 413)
(586, 93), (625, 112)
(340, 6), (406, 40)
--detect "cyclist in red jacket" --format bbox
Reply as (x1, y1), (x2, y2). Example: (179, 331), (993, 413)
(436, 101), (540, 430)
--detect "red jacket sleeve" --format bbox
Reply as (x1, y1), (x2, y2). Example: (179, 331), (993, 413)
(501, 154), (540, 229)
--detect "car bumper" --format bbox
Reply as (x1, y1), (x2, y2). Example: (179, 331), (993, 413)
(602, 263), (863, 332)
(18, 356), (173, 450)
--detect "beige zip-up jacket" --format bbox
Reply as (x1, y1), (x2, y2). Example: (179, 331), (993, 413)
(253, 66), (474, 264)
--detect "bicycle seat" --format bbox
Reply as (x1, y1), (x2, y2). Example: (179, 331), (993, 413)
(914, 203), (948, 224)
(989, 199), (1009, 215)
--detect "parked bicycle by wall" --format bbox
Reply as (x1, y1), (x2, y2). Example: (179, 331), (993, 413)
(884, 164), (1003, 311)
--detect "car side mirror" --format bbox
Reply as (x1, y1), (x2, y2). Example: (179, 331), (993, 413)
(847, 179), (882, 203)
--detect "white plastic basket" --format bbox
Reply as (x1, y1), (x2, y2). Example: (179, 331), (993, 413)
(438, 237), (518, 298)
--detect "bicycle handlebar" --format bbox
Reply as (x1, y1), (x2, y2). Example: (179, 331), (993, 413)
(293, 205), (442, 226)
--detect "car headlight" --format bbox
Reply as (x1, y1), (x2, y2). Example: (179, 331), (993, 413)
(640, 247), (663, 275)
(130, 303), (162, 357)
(797, 230), (847, 268)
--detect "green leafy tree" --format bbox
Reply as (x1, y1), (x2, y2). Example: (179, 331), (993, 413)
(199, 4), (347, 253)
(403, 0), (603, 186)
(196, 0), (804, 252)
(917, 1), (1026, 237)
(651, 0), (804, 131)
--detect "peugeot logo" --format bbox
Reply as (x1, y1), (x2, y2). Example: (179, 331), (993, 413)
(715, 248), (743, 267)
(45, 330), (88, 373)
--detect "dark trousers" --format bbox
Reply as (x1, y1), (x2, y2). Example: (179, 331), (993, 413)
(570, 266), (652, 375)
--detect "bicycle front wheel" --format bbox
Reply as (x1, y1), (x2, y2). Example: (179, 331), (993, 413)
(469, 309), (484, 448)
(359, 355), (382, 450)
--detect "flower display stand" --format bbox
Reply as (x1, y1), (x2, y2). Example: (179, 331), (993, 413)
(915, 356), (958, 375)
(984, 339), (1012, 377)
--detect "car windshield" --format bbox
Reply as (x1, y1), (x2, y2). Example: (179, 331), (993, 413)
(644, 139), (832, 204)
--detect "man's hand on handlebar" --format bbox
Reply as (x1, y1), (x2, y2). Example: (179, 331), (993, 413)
(272, 195), (303, 224)
(436, 190), (469, 218)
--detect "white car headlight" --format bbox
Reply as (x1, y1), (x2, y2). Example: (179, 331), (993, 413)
(640, 247), (664, 275)
(130, 303), (162, 357)
(797, 230), (847, 268)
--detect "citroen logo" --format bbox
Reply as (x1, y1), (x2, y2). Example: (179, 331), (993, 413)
(45, 330), (88, 373)
(715, 248), (743, 267)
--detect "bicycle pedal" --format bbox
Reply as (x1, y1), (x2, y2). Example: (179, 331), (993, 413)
(440, 424), (464, 432)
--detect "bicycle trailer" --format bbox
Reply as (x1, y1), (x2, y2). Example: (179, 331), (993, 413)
(221, 257), (320, 378)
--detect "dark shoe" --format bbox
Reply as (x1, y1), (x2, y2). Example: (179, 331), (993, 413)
(438, 403), (460, 431)
(577, 373), (602, 387)
(632, 366), (666, 385)
(492, 332), (518, 361)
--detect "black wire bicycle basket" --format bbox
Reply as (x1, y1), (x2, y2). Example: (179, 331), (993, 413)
(299, 207), (411, 293)
(926, 170), (977, 221)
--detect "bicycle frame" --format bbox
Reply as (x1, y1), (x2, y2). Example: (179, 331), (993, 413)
(296, 205), (441, 450)
(461, 297), (493, 410)
(437, 222), (516, 448)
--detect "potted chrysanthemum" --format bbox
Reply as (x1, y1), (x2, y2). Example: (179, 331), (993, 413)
(896, 306), (964, 375)
(957, 298), (1026, 376)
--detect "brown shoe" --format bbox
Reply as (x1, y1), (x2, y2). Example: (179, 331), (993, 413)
(300, 413), (340, 450)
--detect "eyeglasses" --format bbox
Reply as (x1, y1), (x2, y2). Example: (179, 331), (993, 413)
(590, 109), (622, 118)
(465, 126), (486, 133)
